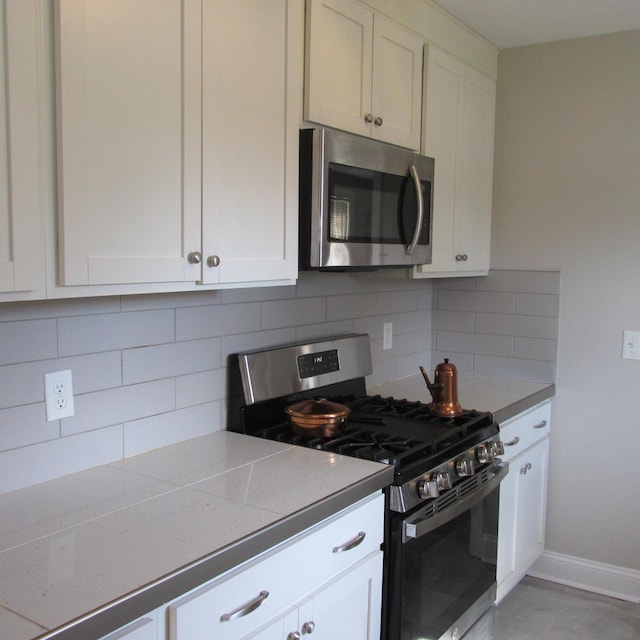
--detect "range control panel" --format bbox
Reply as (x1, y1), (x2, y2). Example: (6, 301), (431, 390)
(297, 349), (340, 379)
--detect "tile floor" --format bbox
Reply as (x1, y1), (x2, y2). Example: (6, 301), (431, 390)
(495, 576), (640, 640)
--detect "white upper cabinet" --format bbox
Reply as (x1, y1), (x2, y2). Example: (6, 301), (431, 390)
(55, 0), (298, 290)
(201, 0), (297, 285)
(305, 0), (423, 150)
(414, 46), (495, 277)
(0, 1), (44, 295)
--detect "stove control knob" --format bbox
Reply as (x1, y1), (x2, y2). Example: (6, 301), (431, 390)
(476, 443), (496, 464)
(456, 457), (475, 477)
(436, 471), (453, 491)
(418, 479), (440, 499)
(492, 440), (505, 456)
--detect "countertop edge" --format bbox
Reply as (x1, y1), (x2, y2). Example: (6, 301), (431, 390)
(493, 384), (556, 424)
(38, 465), (393, 640)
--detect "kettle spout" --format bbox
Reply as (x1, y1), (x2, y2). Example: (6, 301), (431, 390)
(419, 366), (442, 402)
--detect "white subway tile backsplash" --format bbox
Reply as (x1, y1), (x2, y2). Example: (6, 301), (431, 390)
(515, 292), (560, 317)
(0, 403), (57, 451)
(123, 338), (221, 385)
(261, 297), (326, 330)
(0, 319), (58, 364)
(176, 369), (226, 409)
(473, 355), (556, 382)
(436, 331), (514, 357)
(61, 380), (176, 437)
(58, 310), (175, 356)
(123, 402), (221, 458)
(432, 309), (475, 332)
(0, 427), (123, 494)
(514, 337), (558, 361)
(176, 302), (260, 340)
(0, 268), (558, 494)
(327, 293), (379, 321)
(436, 290), (516, 314)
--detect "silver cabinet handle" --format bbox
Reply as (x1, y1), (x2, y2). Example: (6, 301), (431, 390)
(333, 531), (366, 553)
(220, 590), (269, 622)
(364, 113), (374, 123)
(374, 116), (383, 126)
(533, 420), (547, 429)
(187, 251), (202, 265)
(504, 436), (520, 446)
(406, 164), (424, 255)
(207, 255), (221, 268)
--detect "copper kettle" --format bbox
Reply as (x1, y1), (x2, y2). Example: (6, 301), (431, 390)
(419, 359), (464, 418)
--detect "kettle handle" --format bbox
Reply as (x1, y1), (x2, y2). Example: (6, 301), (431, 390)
(419, 366), (441, 401)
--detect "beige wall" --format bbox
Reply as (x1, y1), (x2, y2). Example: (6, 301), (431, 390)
(492, 30), (640, 571)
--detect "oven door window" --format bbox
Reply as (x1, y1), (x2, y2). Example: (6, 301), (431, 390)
(327, 163), (429, 245)
(386, 485), (499, 640)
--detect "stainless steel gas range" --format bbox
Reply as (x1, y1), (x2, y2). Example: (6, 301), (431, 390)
(228, 334), (508, 640)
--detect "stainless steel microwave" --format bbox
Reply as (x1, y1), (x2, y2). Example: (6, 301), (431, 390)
(298, 127), (434, 270)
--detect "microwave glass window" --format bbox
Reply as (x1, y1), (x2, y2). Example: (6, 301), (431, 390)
(328, 163), (430, 245)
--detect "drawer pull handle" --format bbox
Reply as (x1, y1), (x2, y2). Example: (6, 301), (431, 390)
(220, 590), (269, 622)
(504, 436), (520, 446)
(333, 531), (366, 553)
(533, 420), (547, 429)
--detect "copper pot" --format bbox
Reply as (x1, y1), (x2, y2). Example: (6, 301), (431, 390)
(285, 397), (351, 438)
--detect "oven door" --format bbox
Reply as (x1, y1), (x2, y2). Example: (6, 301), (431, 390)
(384, 462), (508, 640)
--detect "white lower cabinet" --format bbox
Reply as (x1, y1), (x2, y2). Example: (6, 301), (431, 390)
(496, 401), (551, 603)
(168, 492), (384, 639)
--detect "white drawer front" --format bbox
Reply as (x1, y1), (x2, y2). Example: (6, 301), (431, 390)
(168, 492), (384, 640)
(499, 401), (551, 462)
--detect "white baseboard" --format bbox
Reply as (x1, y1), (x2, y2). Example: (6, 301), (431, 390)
(528, 550), (640, 603)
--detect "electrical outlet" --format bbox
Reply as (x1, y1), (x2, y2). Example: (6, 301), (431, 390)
(383, 322), (393, 350)
(622, 330), (640, 360)
(44, 370), (75, 421)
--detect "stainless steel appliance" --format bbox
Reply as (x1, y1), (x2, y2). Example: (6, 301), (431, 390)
(298, 128), (434, 270)
(228, 334), (508, 640)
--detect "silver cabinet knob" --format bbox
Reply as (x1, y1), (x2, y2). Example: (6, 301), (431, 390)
(374, 116), (383, 126)
(207, 255), (221, 268)
(456, 457), (475, 477)
(302, 620), (316, 634)
(455, 254), (468, 262)
(287, 633), (301, 640)
(364, 113), (374, 123)
(187, 251), (202, 265)
(520, 465), (528, 475)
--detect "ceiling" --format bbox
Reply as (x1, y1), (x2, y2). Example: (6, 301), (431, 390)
(432, 0), (640, 49)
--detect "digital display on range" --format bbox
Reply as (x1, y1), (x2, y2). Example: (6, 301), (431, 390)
(297, 349), (340, 379)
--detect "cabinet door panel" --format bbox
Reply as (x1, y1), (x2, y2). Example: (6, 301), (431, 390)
(0, 0), (44, 293)
(56, 0), (202, 286)
(304, 0), (373, 137)
(201, 0), (296, 285)
(371, 18), (422, 149)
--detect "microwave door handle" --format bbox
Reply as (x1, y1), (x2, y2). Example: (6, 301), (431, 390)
(406, 165), (423, 255)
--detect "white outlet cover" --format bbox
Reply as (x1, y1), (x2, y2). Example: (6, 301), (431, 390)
(45, 370), (75, 421)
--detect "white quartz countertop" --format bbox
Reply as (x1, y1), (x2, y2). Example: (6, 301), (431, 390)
(369, 373), (555, 424)
(0, 431), (392, 640)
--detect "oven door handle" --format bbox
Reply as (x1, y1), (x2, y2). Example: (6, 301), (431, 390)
(403, 462), (509, 542)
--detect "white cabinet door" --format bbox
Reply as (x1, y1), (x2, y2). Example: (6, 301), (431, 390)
(370, 17), (422, 149)
(293, 552), (383, 640)
(200, 0), (298, 285)
(305, 0), (422, 150)
(496, 402), (551, 603)
(0, 0), (44, 294)
(414, 46), (495, 278)
(55, 0), (202, 286)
